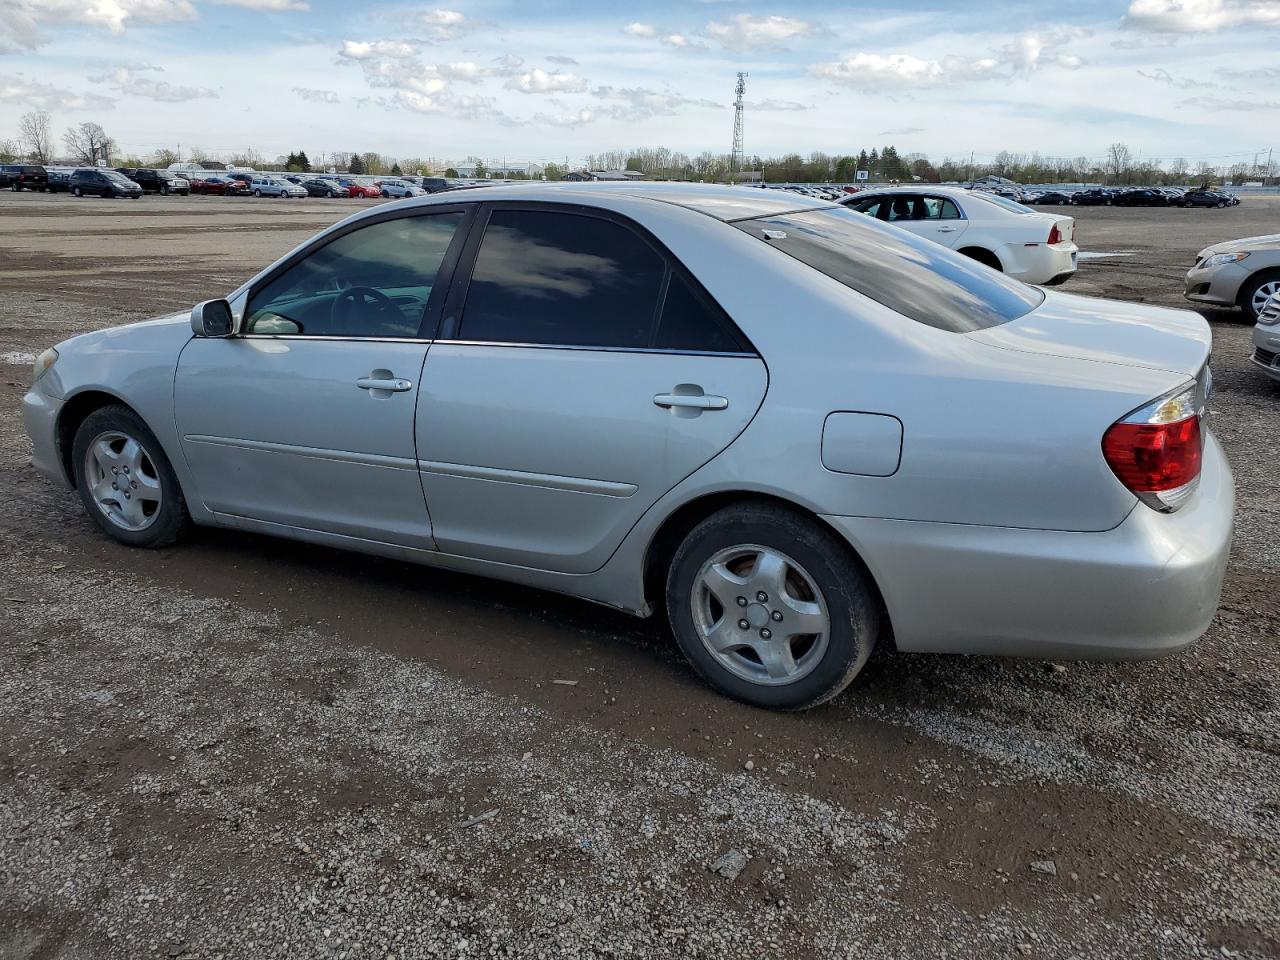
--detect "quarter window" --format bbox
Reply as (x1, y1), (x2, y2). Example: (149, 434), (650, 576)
(459, 210), (666, 348)
(653, 271), (747, 354)
(244, 213), (464, 338)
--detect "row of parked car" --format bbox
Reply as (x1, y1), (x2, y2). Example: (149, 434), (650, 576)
(0, 163), (474, 200)
(1023, 187), (1241, 208)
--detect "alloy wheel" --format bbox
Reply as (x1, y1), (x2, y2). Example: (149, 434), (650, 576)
(82, 431), (163, 532)
(1252, 280), (1280, 316)
(691, 545), (830, 686)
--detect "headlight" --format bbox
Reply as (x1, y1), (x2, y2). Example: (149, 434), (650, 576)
(1204, 251), (1250, 268)
(33, 347), (59, 383)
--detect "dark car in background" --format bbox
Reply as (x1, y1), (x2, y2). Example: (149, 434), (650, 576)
(115, 168), (191, 195)
(69, 168), (142, 199)
(0, 163), (50, 192)
(299, 178), (346, 197)
(1113, 189), (1172, 207)
(45, 168), (72, 192)
(1071, 189), (1113, 205)
(1181, 190), (1235, 208)
(1033, 190), (1075, 205)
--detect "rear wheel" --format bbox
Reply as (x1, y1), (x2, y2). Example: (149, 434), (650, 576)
(959, 247), (1003, 271)
(665, 503), (878, 710)
(71, 406), (191, 549)
(1239, 270), (1280, 323)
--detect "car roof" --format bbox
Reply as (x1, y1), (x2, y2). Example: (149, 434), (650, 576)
(393, 181), (837, 222)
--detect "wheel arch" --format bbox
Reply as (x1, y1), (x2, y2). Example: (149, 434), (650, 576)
(641, 490), (895, 649)
(57, 390), (142, 488)
(958, 245), (1004, 271)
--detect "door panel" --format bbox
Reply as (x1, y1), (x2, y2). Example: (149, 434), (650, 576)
(175, 338), (434, 548)
(416, 344), (767, 572)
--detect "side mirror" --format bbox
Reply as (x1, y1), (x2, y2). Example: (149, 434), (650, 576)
(190, 299), (234, 337)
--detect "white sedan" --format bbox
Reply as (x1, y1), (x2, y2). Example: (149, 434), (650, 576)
(841, 186), (1078, 285)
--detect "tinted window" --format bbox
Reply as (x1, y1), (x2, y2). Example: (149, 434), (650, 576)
(245, 213), (464, 338)
(460, 210), (665, 348)
(735, 207), (1042, 333)
(654, 272), (747, 353)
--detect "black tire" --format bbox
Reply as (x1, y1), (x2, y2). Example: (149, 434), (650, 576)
(1238, 269), (1280, 324)
(327, 190), (337, 198)
(253, 189), (262, 197)
(72, 186), (82, 197)
(71, 405), (191, 549)
(11, 183), (19, 192)
(665, 502), (879, 710)
(1216, 200), (1226, 208)
(160, 185), (168, 195)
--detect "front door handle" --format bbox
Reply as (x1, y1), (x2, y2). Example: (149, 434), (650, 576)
(357, 377), (413, 392)
(653, 393), (728, 411)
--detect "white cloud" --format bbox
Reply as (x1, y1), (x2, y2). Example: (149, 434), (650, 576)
(0, 72), (114, 110)
(438, 61), (485, 82)
(706, 14), (813, 49)
(210, 0), (308, 10)
(292, 86), (340, 103)
(811, 28), (1086, 90)
(880, 126), (925, 135)
(534, 108), (594, 128)
(591, 85), (723, 122)
(747, 99), (809, 112)
(661, 33), (708, 51)
(1180, 95), (1280, 110)
(417, 8), (468, 40)
(1, 0), (195, 51)
(506, 68), (587, 94)
(90, 65), (217, 101)
(623, 22), (656, 37)
(339, 40), (417, 61)
(1137, 67), (1209, 89)
(545, 55), (577, 65)
(1124, 0), (1280, 33)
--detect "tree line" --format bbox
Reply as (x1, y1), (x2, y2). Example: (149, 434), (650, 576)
(2, 112), (1272, 186)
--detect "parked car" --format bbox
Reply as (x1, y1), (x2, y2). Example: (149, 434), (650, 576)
(69, 168), (142, 199)
(841, 186), (1077, 285)
(299, 178), (348, 198)
(419, 177), (460, 193)
(21, 183), (1231, 710)
(336, 178), (380, 198)
(1070, 189), (1113, 206)
(1181, 190), (1233, 208)
(376, 179), (424, 199)
(1184, 233), (1280, 323)
(1112, 188), (1172, 207)
(1032, 190), (1075, 205)
(1250, 292), (1280, 383)
(249, 176), (307, 198)
(191, 176), (250, 196)
(116, 168), (190, 195)
(0, 163), (49, 191)
(45, 168), (73, 193)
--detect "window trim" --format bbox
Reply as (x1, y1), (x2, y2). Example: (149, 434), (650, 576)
(238, 203), (477, 342)
(439, 200), (757, 357)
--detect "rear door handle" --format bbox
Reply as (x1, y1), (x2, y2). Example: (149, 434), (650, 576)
(653, 393), (728, 411)
(357, 377), (413, 392)
(937, 226), (957, 233)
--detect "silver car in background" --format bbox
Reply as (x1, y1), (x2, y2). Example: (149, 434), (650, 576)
(378, 179), (425, 199)
(249, 176), (307, 198)
(21, 184), (1233, 709)
(1185, 232), (1280, 323)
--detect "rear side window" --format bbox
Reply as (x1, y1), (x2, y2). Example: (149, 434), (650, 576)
(460, 210), (666, 349)
(736, 207), (1042, 333)
(654, 271), (748, 353)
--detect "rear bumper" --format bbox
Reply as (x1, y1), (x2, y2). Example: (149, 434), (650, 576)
(1002, 242), (1077, 285)
(21, 387), (71, 489)
(823, 433), (1233, 660)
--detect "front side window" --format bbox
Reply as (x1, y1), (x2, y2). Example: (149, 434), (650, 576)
(244, 213), (464, 338)
(459, 210), (666, 348)
(735, 207), (1042, 333)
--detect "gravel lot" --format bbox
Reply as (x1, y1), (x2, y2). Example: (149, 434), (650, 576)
(1, 192), (1277, 960)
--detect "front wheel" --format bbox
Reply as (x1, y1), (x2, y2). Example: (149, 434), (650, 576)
(1216, 200), (1226, 208)
(253, 189), (262, 197)
(665, 503), (879, 710)
(1239, 270), (1280, 324)
(71, 405), (191, 548)
(72, 186), (82, 197)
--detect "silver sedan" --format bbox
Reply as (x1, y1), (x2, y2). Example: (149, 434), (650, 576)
(21, 184), (1233, 709)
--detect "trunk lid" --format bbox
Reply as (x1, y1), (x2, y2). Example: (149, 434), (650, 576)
(968, 289), (1210, 378)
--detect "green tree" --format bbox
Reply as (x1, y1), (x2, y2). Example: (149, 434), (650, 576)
(473, 160), (488, 178)
(151, 148), (180, 167)
(296, 150), (310, 172)
(348, 152), (366, 175)
(444, 167), (459, 178)
(390, 162), (403, 175)
(542, 162), (564, 181)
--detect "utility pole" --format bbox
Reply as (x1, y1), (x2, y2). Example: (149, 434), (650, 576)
(730, 72), (747, 178)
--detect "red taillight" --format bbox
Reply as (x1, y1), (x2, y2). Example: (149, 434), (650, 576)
(1101, 383), (1203, 512)
(1047, 224), (1063, 244)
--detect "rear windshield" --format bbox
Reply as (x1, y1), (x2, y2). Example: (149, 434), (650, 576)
(734, 207), (1042, 333)
(971, 192), (1033, 214)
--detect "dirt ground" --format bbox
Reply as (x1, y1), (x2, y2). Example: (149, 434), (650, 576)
(1, 192), (1277, 960)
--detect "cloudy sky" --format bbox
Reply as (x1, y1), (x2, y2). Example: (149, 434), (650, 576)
(2, 0), (1278, 166)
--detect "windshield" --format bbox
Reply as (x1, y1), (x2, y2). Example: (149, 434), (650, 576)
(733, 206), (1043, 333)
(105, 172), (135, 184)
(970, 192), (1034, 215)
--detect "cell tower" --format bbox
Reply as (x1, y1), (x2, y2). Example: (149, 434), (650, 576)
(731, 72), (747, 176)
